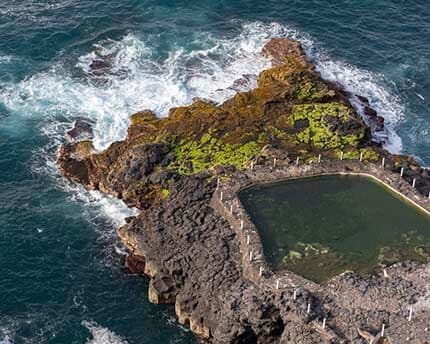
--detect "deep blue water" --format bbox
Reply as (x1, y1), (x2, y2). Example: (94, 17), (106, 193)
(0, 1), (429, 343)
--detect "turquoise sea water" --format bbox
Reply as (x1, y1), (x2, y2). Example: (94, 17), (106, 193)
(0, 1), (429, 343)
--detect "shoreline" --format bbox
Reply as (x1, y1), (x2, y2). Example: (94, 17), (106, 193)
(57, 37), (430, 343)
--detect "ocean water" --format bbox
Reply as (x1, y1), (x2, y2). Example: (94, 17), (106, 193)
(0, 0), (429, 343)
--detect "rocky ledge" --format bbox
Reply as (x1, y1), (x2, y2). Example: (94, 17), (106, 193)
(57, 38), (430, 343)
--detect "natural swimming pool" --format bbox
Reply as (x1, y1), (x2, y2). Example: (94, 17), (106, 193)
(239, 175), (430, 283)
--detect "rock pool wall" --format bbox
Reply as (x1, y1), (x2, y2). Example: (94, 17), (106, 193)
(212, 156), (430, 344)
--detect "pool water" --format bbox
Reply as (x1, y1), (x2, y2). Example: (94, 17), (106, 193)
(239, 175), (430, 283)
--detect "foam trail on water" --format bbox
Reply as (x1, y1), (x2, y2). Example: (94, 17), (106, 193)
(31, 141), (137, 231)
(82, 320), (128, 344)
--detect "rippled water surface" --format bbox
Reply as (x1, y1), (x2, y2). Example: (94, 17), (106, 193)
(0, 0), (429, 343)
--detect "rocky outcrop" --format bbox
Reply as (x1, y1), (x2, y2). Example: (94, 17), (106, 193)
(66, 118), (95, 142)
(57, 38), (430, 343)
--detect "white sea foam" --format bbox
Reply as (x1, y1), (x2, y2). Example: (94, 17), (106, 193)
(74, 28), (273, 149)
(67, 185), (138, 227)
(0, 1), (79, 22)
(64, 184), (137, 266)
(0, 55), (13, 64)
(0, 336), (12, 344)
(0, 332), (13, 344)
(82, 320), (128, 344)
(29, 137), (137, 230)
(0, 320), (14, 344)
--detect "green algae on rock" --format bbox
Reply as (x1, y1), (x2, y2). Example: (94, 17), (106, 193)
(169, 134), (261, 175)
(292, 103), (365, 149)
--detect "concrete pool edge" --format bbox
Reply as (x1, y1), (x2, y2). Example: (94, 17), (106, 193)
(211, 158), (430, 290)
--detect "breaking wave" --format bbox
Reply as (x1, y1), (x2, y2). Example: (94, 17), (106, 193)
(82, 320), (128, 344)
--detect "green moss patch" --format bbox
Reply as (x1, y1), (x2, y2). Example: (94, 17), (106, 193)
(161, 188), (170, 199)
(293, 103), (365, 149)
(295, 80), (335, 102)
(169, 134), (261, 175)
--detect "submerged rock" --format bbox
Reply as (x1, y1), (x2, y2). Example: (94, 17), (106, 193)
(378, 246), (403, 266)
(89, 59), (111, 73)
(283, 250), (303, 263)
(65, 118), (95, 142)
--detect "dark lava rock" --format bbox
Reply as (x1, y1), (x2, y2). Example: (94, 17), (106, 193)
(66, 118), (95, 142)
(89, 59), (110, 70)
